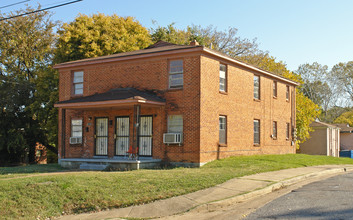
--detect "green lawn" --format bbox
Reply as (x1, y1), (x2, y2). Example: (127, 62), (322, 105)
(1, 154), (353, 219)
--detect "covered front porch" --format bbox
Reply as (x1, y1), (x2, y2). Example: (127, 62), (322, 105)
(55, 88), (166, 170)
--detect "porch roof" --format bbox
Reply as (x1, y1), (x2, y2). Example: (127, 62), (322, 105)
(54, 87), (165, 109)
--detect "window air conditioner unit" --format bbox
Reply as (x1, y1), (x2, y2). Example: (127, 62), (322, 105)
(70, 137), (82, 144)
(163, 133), (182, 145)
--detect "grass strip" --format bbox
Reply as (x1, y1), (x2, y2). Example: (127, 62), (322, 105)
(1, 154), (353, 219)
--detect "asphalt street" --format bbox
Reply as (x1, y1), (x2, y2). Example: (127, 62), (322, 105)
(245, 172), (353, 220)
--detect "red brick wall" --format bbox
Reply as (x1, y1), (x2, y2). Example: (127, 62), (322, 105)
(199, 55), (296, 163)
(57, 50), (296, 165)
(58, 53), (201, 163)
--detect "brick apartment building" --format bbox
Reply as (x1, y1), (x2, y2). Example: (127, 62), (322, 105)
(54, 41), (298, 170)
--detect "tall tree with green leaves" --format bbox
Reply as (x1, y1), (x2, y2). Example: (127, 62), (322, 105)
(334, 110), (353, 126)
(331, 61), (353, 102)
(151, 23), (261, 57)
(0, 5), (58, 163)
(55, 13), (152, 63)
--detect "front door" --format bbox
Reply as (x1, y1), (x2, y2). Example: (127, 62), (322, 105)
(95, 117), (108, 155)
(138, 116), (153, 156)
(115, 116), (130, 156)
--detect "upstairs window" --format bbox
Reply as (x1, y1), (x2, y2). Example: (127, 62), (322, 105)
(73, 71), (84, 95)
(71, 119), (83, 137)
(219, 64), (227, 92)
(254, 119), (260, 145)
(286, 123), (290, 140)
(169, 60), (183, 88)
(254, 75), (260, 100)
(168, 115), (183, 133)
(272, 121), (277, 139)
(219, 116), (227, 144)
(273, 81), (277, 98)
(286, 85), (290, 101)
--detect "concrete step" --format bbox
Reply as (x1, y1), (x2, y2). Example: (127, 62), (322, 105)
(79, 163), (107, 170)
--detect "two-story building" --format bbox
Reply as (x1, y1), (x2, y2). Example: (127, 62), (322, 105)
(54, 41), (298, 170)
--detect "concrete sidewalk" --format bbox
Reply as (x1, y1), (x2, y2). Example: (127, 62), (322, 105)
(58, 165), (353, 220)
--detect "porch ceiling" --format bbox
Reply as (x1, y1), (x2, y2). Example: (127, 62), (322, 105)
(54, 87), (165, 109)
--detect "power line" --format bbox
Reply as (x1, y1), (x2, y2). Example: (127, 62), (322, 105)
(0, 0), (30, 10)
(0, 0), (83, 21)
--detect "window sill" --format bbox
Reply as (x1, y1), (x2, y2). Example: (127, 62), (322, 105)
(71, 94), (84, 98)
(165, 143), (184, 146)
(167, 87), (183, 92)
(219, 91), (228, 95)
(253, 98), (261, 102)
(70, 144), (82, 146)
(253, 143), (260, 147)
(286, 99), (290, 102)
(218, 143), (227, 147)
(273, 96), (277, 99)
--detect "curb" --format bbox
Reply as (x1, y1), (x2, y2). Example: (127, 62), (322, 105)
(194, 167), (349, 212)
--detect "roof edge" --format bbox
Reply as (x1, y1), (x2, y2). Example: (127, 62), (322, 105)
(202, 47), (299, 86)
(54, 44), (299, 86)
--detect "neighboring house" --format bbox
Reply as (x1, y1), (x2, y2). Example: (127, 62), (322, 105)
(335, 124), (353, 151)
(54, 40), (298, 170)
(298, 121), (340, 157)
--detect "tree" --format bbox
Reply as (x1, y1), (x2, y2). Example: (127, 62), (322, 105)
(331, 61), (353, 102)
(55, 13), (152, 63)
(0, 5), (58, 163)
(334, 110), (353, 127)
(151, 23), (262, 57)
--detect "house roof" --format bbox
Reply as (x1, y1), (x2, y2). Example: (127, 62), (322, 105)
(53, 41), (299, 86)
(54, 88), (165, 109)
(311, 121), (340, 129)
(54, 41), (201, 67)
(334, 124), (353, 133)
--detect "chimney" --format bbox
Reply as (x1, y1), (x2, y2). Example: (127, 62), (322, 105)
(189, 40), (199, 46)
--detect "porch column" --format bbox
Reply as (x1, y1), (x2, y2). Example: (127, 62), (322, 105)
(61, 108), (66, 159)
(133, 104), (141, 159)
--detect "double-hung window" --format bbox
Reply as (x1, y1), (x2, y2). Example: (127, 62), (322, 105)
(73, 71), (84, 95)
(219, 116), (227, 144)
(168, 115), (183, 133)
(254, 75), (260, 100)
(169, 60), (183, 88)
(286, 123), (290, 140)
(219, 64), (227, 92)
(273, 121), (277, 139)
(286, 85), (290, 101)
(71, 119), (83, 137)
(254, 119), (260, 145)
(273, 81), (277, 98)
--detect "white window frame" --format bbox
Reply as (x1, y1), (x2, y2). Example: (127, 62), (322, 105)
(254, 75), (260, 100)
(71, 119), (83, 137)
(169, 60), (183, 88)
(219, 64), (227, 92)
(167, 115), (183, 133)
(73, 71), (84, 95)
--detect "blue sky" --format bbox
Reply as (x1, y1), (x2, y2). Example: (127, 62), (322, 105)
(2, 0), (353, 71)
